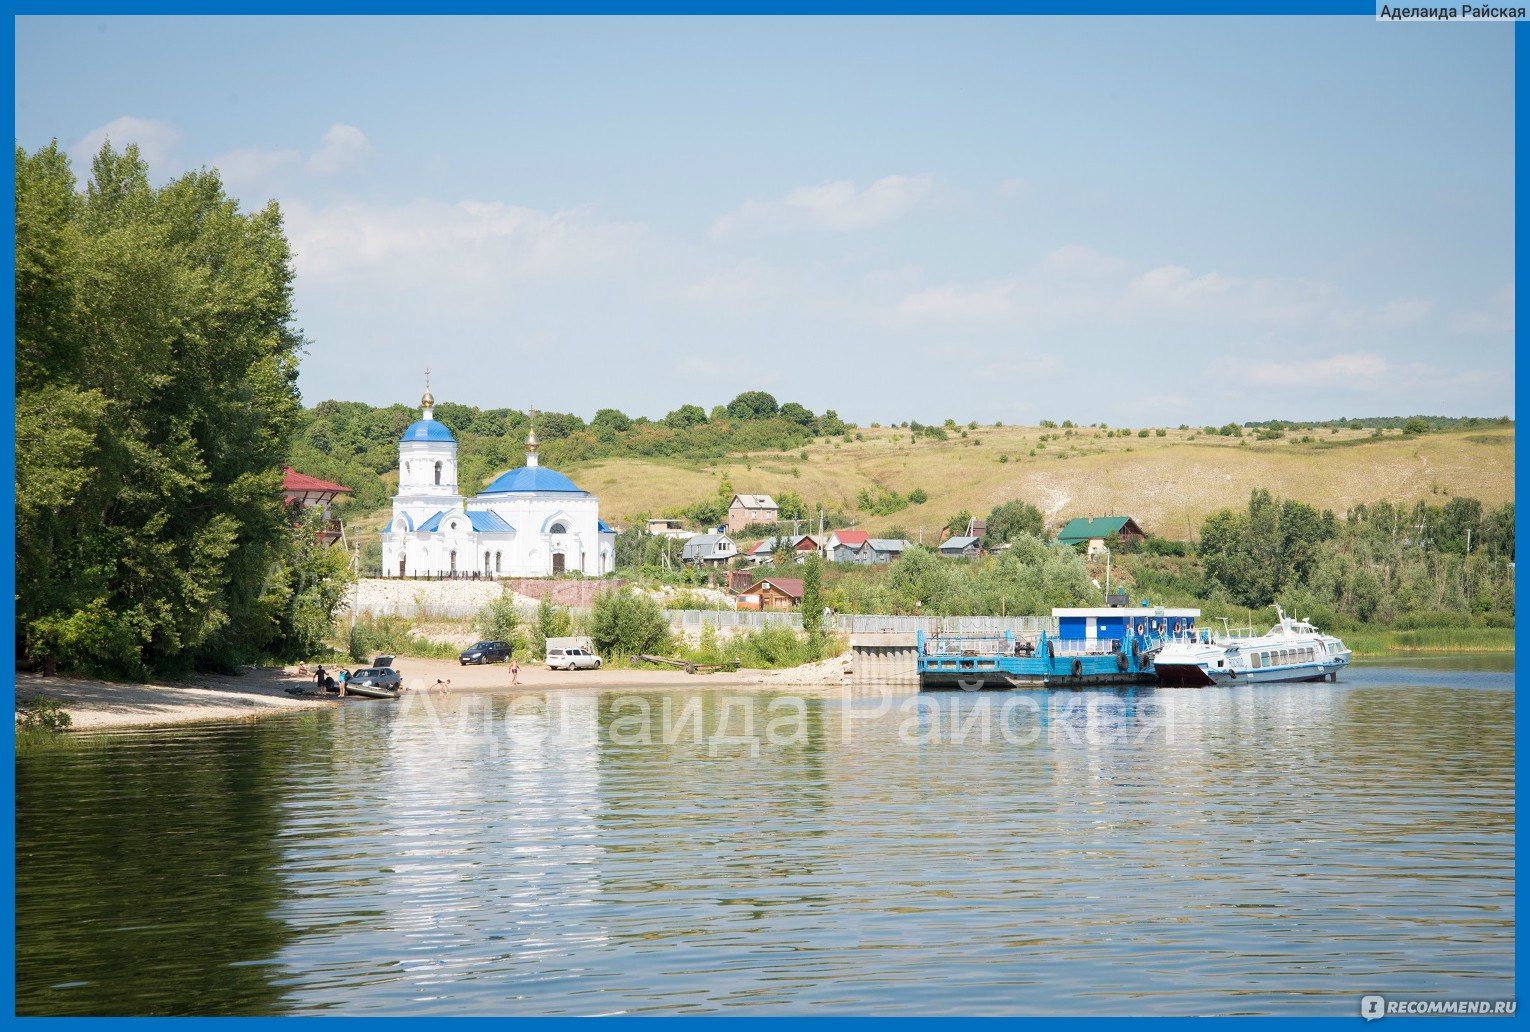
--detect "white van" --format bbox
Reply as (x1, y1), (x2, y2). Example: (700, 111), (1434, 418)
(546, 646), (602, 671)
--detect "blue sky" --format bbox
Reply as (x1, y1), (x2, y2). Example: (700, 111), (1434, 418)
(14, 16), (1515, 426)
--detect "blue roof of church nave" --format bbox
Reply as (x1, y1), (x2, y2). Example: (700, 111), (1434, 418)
(479, 466), (586, 495)
(401, 419), (456, 443)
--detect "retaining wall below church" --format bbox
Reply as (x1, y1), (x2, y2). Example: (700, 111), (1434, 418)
(354, 577), (627, 618)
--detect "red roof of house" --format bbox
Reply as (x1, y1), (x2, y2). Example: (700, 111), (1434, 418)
(745, 577), (805, 598)
(281, 466), (352, 494)
(832, 531), (869, 547)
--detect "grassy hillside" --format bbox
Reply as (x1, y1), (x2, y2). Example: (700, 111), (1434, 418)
(548, 424), (1513, 540)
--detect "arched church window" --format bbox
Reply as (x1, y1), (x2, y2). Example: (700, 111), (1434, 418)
(435, 461), (443, 485)
(484, 550), (491, 572)
(549, 522), (568, 535)
(450, 550), (457, 573)
(495, 551), (502, 572)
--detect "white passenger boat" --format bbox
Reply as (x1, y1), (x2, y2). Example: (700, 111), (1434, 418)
(1152, 607), (1351, 687)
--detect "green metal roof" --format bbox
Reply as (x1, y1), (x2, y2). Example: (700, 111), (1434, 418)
(1056, 516), (1133, 543)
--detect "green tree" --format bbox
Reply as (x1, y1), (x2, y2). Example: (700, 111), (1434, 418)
(779, 401), (815, 427)
(726, 390), (779, 420)
(590, 587), (669, 657)
(985, 499), (1044, 544)
(527, 595), (573, 656)
(801, 554), (824, 634)
(946, 510), (975, 537)
(592, 407), (632, 434)
(475, 590), (523, 651)
(17, 141), (305, 677)
(665, 403), (707, 429)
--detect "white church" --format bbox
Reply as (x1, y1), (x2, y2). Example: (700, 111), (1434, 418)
(380, 387), (616, 578)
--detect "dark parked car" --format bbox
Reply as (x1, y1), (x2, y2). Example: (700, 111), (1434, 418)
(348, 667), (402, 689)
(459, 640), (512, 665)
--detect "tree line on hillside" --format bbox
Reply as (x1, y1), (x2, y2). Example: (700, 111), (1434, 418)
(291, 391), (850, 514)
(15, 142), (350, 678)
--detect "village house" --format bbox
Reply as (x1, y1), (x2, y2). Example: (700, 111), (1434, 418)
(281, 467), (352, 546)
(727, 493), (779, 533)
(745, 534), (820, 564)
(1056, 516), (1147, 556)
(681, 533), (737, 567)
(645, 517), (696, 540)
(938, 535), (984, 559)
(866, 537), (915, 563)
(823, 529), (870, 563)
(735, 576), (804, 611)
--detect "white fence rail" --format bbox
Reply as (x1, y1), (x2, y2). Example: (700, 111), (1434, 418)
(666, 609), (803, 631)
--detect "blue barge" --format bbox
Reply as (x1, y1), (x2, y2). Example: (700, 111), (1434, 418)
(918, 606), (1202, 690)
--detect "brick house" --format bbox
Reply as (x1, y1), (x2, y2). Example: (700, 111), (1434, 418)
(727, 494), (779, 533)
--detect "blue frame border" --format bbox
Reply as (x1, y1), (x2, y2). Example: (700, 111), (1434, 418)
(4, 6), (1520, 1027)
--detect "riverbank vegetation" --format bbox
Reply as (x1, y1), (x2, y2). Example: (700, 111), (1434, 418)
(16, 142), (353, 680)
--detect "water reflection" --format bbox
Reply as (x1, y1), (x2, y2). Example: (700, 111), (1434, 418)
(15, 668), (1515, 1016)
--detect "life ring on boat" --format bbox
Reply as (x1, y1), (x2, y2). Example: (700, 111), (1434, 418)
(1117, 652), (1129, 672)
(1070, 658), (1083, 678)
(1173, 620), (1182, 635)
(1136, 622), (1145, 635)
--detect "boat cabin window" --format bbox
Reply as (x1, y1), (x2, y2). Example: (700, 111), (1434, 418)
(1251, 653), (1263, 669)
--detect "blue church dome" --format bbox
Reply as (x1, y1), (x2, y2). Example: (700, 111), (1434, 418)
(401, 419), (456, 444)
(479, 466), (586, 495)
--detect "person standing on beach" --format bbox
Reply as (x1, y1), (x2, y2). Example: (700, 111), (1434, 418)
(509, 658), (520, 685)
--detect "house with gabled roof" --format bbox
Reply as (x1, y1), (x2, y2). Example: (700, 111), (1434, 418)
(735, 576), (804, 611)
(745, 534), (820, 564)
(282, 467), (352, 545)
(939, 535), (984, 559)
(866, 538), (914, 563)
(1056, 516), (1146, 556)
(727, 493), (779, 533)
(681, 533), (737, 566)
(824, 529), (870, 563)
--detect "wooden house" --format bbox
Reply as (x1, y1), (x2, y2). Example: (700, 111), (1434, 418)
(735, 576), (805, 611)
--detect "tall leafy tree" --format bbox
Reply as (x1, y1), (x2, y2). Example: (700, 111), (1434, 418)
(16, 141), (308, 676)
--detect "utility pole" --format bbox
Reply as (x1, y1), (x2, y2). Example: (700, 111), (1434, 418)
(1105, 548), (1111, 600)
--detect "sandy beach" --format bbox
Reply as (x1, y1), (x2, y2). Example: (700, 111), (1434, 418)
(14, 653), (863, 733)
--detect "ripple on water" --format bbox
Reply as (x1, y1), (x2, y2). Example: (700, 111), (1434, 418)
(15, 669), (1515, 1015)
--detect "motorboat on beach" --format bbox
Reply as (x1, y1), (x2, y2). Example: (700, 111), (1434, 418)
(1152, 606), (1351, 687)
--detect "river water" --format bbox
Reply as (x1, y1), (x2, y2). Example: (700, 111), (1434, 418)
(15, 656), (1514, 1016)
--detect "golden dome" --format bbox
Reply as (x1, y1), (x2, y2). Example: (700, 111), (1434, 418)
(526, 427), (539, 452)
(421, 388), (434, 409)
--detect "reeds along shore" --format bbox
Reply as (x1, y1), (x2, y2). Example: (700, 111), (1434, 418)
(1342, 627), (1515, 657)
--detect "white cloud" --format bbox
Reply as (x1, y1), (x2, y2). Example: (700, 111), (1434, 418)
(709, 174), (934, 240)
(284, 197), (648, 289)
(1242, 352), (1393, 387)
(306, 123), (372, 176)
(69, 116), (181, 174)
(1124, 264), (1334, 325)
(1239, 352), (1493, 403)
(210, 146), (302, 195)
